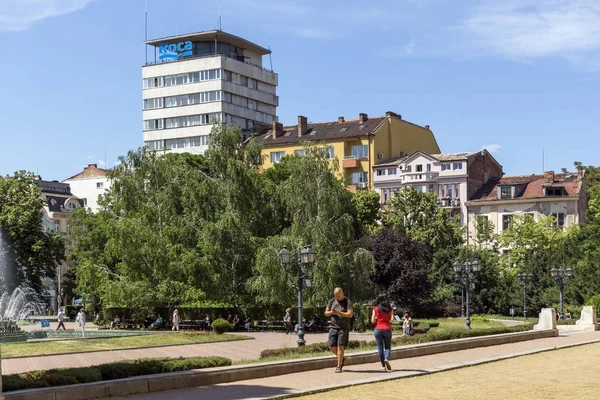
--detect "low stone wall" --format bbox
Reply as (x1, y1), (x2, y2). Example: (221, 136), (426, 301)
(4, 329), (557, 400)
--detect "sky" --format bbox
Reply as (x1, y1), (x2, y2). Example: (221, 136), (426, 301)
(0, 0), (599, 180)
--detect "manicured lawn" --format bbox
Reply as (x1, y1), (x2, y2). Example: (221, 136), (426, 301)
(298, 342), (600, 400)
(1, 332), (249, 358)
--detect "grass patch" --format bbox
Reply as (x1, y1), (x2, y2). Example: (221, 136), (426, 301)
(1, 332), (249, 359)
(3, 356), (231, 392)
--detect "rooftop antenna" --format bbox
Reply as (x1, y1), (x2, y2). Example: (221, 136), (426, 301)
(268, 45), (273, 71)
(218, 0), (222, 30)
(542, 147), (545, 173)
(145, 0), (148, 64)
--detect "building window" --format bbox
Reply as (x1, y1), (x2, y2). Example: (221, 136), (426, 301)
(55, 222), (60, 232)
(406, 165), (412, 173)
(322, 147), (334, 159)
(416, 165), (423, 172)
(454, 184), (459, 199)
(546, 187), (564, 196)
(294, 149), (306, 157)
(96, 182), (104, 189)
(502, 214), (513, 230)
(377, 169), (386, 176)
(441, 164), (451, 171)
(427, 164), (431, 172)
(428, 184), (434, 192)
(142, 76), (163, 89)
(388, 168), (397, 175)
(143, 97), (163, 110)
(351, 172), (368, 184)
(165, 136), (209, 149)
(552, 213), (565, 227)
(351, 145), (368, 159)
(413, 185), (424, 192)
(453, 163), (463, 170)
(500, 186), (513, 199)
(270, 151), (285, 164)
(143, 119), (164, 131)
(81, 198), (87, 206)
(145, 140), (165, 151)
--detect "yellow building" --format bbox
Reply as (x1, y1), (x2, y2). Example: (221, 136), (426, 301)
(256, 112), (441, 190)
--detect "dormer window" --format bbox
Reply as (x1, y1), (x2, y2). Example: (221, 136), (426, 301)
(546, 187), (564, 196)
(499, 186), (514, 199)
(441, 164), (451, 171)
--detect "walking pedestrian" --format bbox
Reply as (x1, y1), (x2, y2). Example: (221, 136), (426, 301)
(371, 295), (393, 372)
(402, 311), (413, 336)
(76, 308), (86, 337)
(172, 309), (181, 331)
(56, 307), (66, 331)
(324, 287), (353, 373)
(283, 308), (293, 334)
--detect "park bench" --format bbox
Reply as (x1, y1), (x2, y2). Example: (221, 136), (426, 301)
(179, 320), (207, 331)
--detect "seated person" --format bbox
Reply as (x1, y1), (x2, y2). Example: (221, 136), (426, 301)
(143, 314), (154, 329)
(110, 315), (121, 330)
(244, 317), (252, 332)
(232, 314), (240, 331)
(150, 314), (163, 330)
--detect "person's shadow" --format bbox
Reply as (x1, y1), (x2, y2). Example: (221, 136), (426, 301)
(342, 368), (429, 374)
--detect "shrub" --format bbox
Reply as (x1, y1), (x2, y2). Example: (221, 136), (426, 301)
(556, 319), (577, 325)
(429, 322), (440, 328)
(586, 294), (600, 316)
(412, 321), (430, 334)
(2, 356), (231, 392)
(211, 318), (232, 334)
(260, 340), (369, 359)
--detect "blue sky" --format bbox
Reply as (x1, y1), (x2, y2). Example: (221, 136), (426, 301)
(0, 0), (598, 180)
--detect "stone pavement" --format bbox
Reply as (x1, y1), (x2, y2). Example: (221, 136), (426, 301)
(1, 330), (384, 374)
(112, 330), (600, 400)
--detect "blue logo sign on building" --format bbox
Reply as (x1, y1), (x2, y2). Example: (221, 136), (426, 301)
(159, 41), (193, 60)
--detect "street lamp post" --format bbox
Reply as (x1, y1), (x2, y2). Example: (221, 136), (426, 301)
(516, 272), (533, 320)
(550, 266), (573, 319)
(453, 259), (481, 329)
(279, 245), (316, 347)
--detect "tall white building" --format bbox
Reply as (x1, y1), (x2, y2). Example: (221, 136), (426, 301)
(142, 30), (279, 154)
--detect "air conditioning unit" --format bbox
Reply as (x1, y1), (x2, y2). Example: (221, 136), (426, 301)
(400, 151), (406, 157)
(377, 153), (384, 159)
(358, 182), (367, 189)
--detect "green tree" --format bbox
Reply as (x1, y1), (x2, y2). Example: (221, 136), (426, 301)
(249, 144), (375, 306)
(351, 189), (381, 234)
(383, 187), (464, 251)
(0, 171), (64, 293)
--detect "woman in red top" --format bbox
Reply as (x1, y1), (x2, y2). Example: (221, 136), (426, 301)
(371, 295), (393, 372)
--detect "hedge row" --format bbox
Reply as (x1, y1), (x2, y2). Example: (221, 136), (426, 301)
(259, 323), (534, 359)
(3, 356), (231, 392)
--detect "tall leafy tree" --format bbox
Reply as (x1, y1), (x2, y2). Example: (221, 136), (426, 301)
(0, 171), (63, 293)
(250, 144), (375, 306)
(383, 187), (464, 251)
(371, 228), (432, 311)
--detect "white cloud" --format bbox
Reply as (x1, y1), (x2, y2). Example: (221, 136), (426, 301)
(460, 0), (600, 67)
(405, 35), (416, 55)
(0, 0), (97, 31)
(481, 144), (502, 153)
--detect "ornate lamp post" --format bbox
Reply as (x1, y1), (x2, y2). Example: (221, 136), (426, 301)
(453, 259), (480, 329)
(279, 245), (316, 347)
(516, 272), (533, 320)
(550, 266), (572, 319)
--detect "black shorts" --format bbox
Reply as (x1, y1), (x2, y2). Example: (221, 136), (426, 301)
(328, 328), (349, 348)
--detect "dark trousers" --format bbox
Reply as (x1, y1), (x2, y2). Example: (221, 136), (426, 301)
(57, 321), (66, 330)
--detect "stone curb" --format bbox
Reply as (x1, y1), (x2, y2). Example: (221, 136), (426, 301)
(256, 337), (600, 400)
(2, 329), (556, 400)
(4, 336), (253, 360)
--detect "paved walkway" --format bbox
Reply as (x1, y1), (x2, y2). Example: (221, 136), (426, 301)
(112, 330), (600, 400)
(1, 331), (384, 374)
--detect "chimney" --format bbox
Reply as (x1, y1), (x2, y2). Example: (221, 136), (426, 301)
(359, 113), (368, 123)
(544, 171), (555, 183)
(578, 168), (585, 180)
(272, 121), (284, 138)
(385, 111), (401, 120)
(33, 175), (41, 180)
(425, 125), (430, 130)
(338, 116), (345, 123)
(298, 115), (307, 137)
(85, 164), (97, 170)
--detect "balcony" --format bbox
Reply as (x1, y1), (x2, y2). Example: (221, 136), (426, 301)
(342, 157), (361, 168)
(438, 198), (461, 208)
(401, 172), (439, 182)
